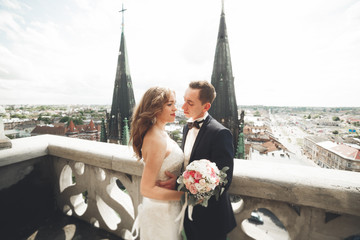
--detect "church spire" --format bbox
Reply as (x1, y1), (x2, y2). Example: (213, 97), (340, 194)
(108, 5), (135, 144)
(209, 0), (240, 146)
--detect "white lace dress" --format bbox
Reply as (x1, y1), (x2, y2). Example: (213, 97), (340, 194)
(137, 140), (184, 240)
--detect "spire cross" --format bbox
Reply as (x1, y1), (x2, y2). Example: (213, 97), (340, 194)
(119, 3), (127, 31)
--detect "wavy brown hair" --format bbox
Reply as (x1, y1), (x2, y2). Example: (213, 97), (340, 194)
(130, 86), (173, 160)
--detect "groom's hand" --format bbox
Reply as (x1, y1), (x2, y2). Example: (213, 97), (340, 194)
(157, 171), (176, 190)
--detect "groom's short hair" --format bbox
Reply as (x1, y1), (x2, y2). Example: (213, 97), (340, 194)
(189, 80), (216, 104)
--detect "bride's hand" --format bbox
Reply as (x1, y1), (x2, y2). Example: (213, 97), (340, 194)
(157, 171), (176, 190)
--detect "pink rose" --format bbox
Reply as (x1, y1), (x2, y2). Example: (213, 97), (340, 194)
(189, 184), (198, 194)
(183, 171), (191, 179)
(194, 171), (202, 180)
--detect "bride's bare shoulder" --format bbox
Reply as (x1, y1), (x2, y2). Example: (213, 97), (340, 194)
(143, 127), (166, 152)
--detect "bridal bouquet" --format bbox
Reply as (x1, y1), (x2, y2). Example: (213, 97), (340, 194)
(177, 159), (229, 208)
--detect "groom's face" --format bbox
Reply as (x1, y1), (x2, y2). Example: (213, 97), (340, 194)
(182, 88), (209, 120)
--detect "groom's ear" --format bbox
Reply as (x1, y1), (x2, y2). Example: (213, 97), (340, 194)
(203, 103), (211, 112)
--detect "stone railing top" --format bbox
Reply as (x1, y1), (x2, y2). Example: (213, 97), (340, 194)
(0, 135), (49, 167)
(1, 135), (360, 217)
(231, 160), (360, 216)
(0, 135), (143, 176)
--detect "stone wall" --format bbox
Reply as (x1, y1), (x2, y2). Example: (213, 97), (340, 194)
(1, 135), (359, 240)
(0, 156), (55, 239)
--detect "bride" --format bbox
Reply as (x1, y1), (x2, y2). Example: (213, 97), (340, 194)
(130, 87), (184, 240)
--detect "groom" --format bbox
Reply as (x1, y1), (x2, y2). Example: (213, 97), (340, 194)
(160, 80), (236, 240)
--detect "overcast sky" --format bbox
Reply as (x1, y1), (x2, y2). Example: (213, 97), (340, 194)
(1, 0), (360, 107)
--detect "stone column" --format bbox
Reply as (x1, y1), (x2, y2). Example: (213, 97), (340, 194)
(0, 117), (12, 150)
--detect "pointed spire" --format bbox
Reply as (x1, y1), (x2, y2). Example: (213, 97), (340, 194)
(108, 5), (135, 144)
(66, 120), (78, 136)
(67, 120), (77, 132)
(209, 1), (239, 146)
(87, 119), (97, 132)
(121, 118), (130, 145)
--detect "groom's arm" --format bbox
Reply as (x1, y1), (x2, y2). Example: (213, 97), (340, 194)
(157, 171), (177, 190)
(210, 128), (234, 190)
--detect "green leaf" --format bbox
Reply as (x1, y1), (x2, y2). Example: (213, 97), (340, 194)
(215, 191), (220, 201)
(180, 193), (185, 205)
(222, 166), (229, 172)
(177, 183), (185, 191)
(202, 198), (208, 207)
(220, 187), (225, 195)
(188, 196), (197, 206)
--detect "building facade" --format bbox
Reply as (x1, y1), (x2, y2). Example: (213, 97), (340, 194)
(304, 136), (360, 172)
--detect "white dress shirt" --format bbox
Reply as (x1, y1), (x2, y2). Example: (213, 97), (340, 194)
(183, 112), (208, 168)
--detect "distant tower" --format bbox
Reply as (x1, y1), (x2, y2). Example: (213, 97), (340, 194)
(66, 120), (79, 138)
(108, 4), (136, 144)
(121, 118), (130, 145)
(85, 119), (99, 141)
(236, 111), (245, 159)
(209, 0), (240, 146)
(100, 118), (107, 142)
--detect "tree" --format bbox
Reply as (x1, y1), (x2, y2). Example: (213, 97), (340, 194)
(332, 130), (339, 135)
(60, 116), (70, 123)
(72, 117), (84, 126)
(11, 114), (26, 119)
(254, 111), (261, 117)
(61, 116), (83, 126)
(37, 114), (51, 124)
(332, 116), (340, 121)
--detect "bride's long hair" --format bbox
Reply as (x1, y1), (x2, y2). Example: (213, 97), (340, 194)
(130, 86), (173, 160)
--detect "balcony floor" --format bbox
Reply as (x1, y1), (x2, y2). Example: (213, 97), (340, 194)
(10, 211), (123, 240)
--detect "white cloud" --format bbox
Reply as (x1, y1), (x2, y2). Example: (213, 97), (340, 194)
(1, 0), (21, 10)
(0, 0), (359, 107)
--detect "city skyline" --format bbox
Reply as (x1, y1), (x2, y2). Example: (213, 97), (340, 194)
(1, 0), (360, 107)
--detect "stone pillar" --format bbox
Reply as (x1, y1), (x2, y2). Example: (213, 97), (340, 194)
(0, 118), (12, 150)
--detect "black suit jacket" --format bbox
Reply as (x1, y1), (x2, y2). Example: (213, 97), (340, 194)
(182, 114), (236, 239)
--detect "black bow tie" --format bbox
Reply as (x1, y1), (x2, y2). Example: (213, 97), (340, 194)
(187, 120), (204, 129)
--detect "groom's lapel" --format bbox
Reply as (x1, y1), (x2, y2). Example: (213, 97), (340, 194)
(181, 125), (189, 151)
(189, 115), (211, 162)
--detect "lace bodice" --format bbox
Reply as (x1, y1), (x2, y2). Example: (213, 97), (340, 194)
(157, 140), (184, 181)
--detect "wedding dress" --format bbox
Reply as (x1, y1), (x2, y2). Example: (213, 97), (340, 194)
(136, 139), (184, 240)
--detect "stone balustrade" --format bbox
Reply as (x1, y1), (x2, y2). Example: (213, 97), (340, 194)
(0, 135), (359, 240)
